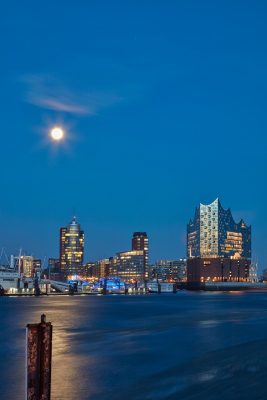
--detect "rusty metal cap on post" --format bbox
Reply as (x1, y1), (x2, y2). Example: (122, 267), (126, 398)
(41, 314), (46, 324)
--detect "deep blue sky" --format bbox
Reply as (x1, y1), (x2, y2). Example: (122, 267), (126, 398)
(0, 1), (267, 269)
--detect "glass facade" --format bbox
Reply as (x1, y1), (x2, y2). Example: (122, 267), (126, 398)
(60, 216), (84, 277)
(187, 198), (251, 259)
(132, 232), (149, 280)
(151, 259), (187, 282)
(109, 250), (145, 282)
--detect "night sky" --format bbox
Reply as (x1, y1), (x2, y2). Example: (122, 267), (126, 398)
(1, 1), (267, 269)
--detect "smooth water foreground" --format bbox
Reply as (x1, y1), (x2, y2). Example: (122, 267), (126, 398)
(1, 292), (267, 400)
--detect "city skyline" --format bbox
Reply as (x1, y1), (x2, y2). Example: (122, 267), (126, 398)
(1, 4), (267, 399)
(0, 198), (256, 268)
(1, 1), (267, 269)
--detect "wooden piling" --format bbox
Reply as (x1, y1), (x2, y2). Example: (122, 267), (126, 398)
(26, 314), (52, 400)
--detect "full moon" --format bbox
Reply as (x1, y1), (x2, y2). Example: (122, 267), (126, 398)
(50, 126), (64, 141)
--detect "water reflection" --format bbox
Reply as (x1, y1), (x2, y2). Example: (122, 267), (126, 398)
(1, 293), (267, 400)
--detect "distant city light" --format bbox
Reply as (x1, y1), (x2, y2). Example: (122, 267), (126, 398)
(50, 126), (64, 141)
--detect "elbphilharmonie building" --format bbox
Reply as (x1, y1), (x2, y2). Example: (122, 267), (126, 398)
(187, 199), (251, 284)
(187, 198), (251, 259)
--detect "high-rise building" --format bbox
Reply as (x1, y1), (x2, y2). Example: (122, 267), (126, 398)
(187, 199), (251, 284)
(109, 250), (145, 282)
(187, 198), (251, 259)
(132, 232), (149, 280)
(60, 216), (84, 277)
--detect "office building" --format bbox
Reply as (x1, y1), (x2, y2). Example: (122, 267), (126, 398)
(81, 262), (96, 278)
(132, 232), (149, 280)
(109, 250), (145, 282)
(83, 259), (110, 278)
(151, 259), (187, 281)
(60, 216), (84, 277)
(97, 258), (110, 278)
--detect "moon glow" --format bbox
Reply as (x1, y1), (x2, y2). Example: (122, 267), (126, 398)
(50, 126), (64, 141)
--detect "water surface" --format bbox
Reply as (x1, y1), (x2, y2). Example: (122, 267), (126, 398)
(1, 292), (267, 399)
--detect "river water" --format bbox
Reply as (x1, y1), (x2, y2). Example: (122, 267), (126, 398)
(0, 292), (267, 400)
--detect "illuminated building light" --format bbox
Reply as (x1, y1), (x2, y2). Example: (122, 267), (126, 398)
(60, 216), (84, 277)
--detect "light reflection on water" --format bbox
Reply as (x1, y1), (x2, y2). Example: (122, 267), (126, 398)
(1, 292), (267, 400)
